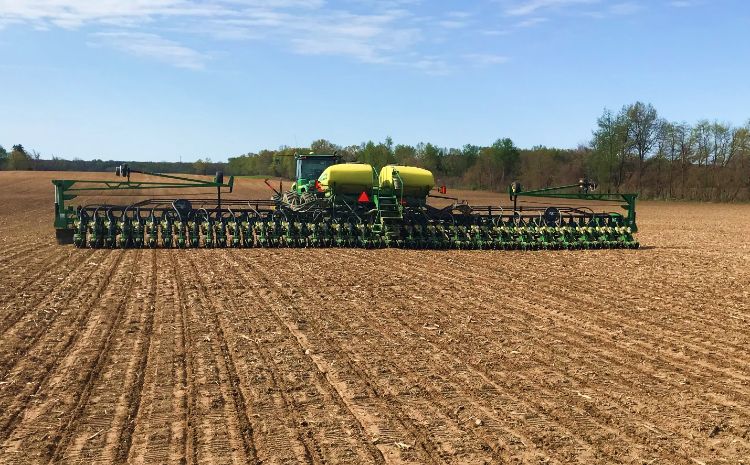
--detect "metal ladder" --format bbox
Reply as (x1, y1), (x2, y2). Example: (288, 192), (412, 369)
(373, 194), (401, 241)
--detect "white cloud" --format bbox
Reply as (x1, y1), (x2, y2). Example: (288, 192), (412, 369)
(504, 0), (642, 22)
(609, 2), (642, 15)
(91, 32), (209, 69)
(669, 0), (698, 7)
(446, 11), (473, 19)
(580, 1), (643, 18)
(410, 56), (451, 75)
(437, 19), (468, 29)
(465, 53), (510, 66)
(515, 17), (549, 27)
(480, 29), (511, 36)
(208, 9), (422, 64)
(0, 1), (223, 28)
(0, 16), (22, 28)
(0, 0), (676, 74)
(505, 0), (600, 16)
(0, 1), (335, 30)
(0, 0), (437, 68)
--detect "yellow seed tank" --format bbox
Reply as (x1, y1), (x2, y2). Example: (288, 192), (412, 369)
(317, 164), (375, 195)
(379, 165), (435, 197)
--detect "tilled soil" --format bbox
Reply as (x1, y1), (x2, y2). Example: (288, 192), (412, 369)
(1, 171), (749, 465)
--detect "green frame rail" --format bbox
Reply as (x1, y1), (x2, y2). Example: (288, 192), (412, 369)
(509, 180), (637, 232)
(53, 165), (234, 229)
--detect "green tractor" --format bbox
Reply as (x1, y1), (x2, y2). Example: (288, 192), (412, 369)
(290, 152), (341, 194)
(278, 152), (342, 207)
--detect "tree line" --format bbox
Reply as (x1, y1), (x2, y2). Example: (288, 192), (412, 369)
(3, 102), (749, 201)
(0, 145), (225, 176)
(226, 102), (750, 201)
(0, 144), (39, 170)
(588, 102), (750, 201)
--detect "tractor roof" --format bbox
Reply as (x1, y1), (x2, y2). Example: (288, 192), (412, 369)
(295, 153), (339, 160)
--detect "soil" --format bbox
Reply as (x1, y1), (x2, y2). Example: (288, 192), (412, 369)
(1, 170), (749, 464)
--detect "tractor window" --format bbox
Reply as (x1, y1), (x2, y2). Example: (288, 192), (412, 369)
(297, 158), (337, 180)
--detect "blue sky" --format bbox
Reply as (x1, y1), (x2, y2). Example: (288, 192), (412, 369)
(0, 0), (748, 162)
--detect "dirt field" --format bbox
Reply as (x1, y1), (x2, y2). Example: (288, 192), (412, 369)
(1, 171), (749, 465)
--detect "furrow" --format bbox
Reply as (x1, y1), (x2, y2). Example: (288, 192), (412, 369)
(173, 253), (199, 465)
(434, 252), (750, 418)
(208, 251), (391, 465)
(0, 248), (96, 340)
(379, 250), (750, 459)
(253, 251), (587, 464)
(172, 252), (244, 465)
(0, 242), (55, 269)
(0, 250), (130, 462)
(47, 249), (144, 463)
(370, 249), (750, 412)
(280, 249), (711, 463)
(126, 250), (189, 464)
(48, 249), (157, 464)
(114, 249), (158, 463)
(236, 251), (498, 464)
(0, 250), (123, 445)
(183, 251), (259, 464)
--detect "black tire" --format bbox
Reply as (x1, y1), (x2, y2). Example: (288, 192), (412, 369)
(55, 229), (75, 245)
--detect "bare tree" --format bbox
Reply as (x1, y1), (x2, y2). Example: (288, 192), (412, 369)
(591, 108), (629, 191)
(674, 122), (691, 198)
(624, 102), (660, 192)
(656, 121), (675, 198)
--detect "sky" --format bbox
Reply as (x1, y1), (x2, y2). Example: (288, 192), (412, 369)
(0, 0), (748, 162)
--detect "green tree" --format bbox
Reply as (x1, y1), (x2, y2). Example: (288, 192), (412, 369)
(358, 140), (394, 168)
(393, 144), (417, 165)
(227, 153), (258, 175)
(489, 138), (520, 182)
(0, 145), (7, 169)
(462, 144), (480, 162)
(418, 143), (443, 174)
(464, 138), (519, 190)
(590, 108), (629, 191)
(442, 148), (466, 178)
(193, 158), (208, 175)
(384, 136), (394, 154)
(656, 121), (684, 198)
(522, 146), (571, 189)
(624, 102), (660, 191)
(6, 144), (32, 170)
(439, 144), (479, 180)
(310, 139), (338, 154)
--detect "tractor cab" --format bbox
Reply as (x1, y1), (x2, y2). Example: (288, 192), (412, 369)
(294, 153), (341, 193)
